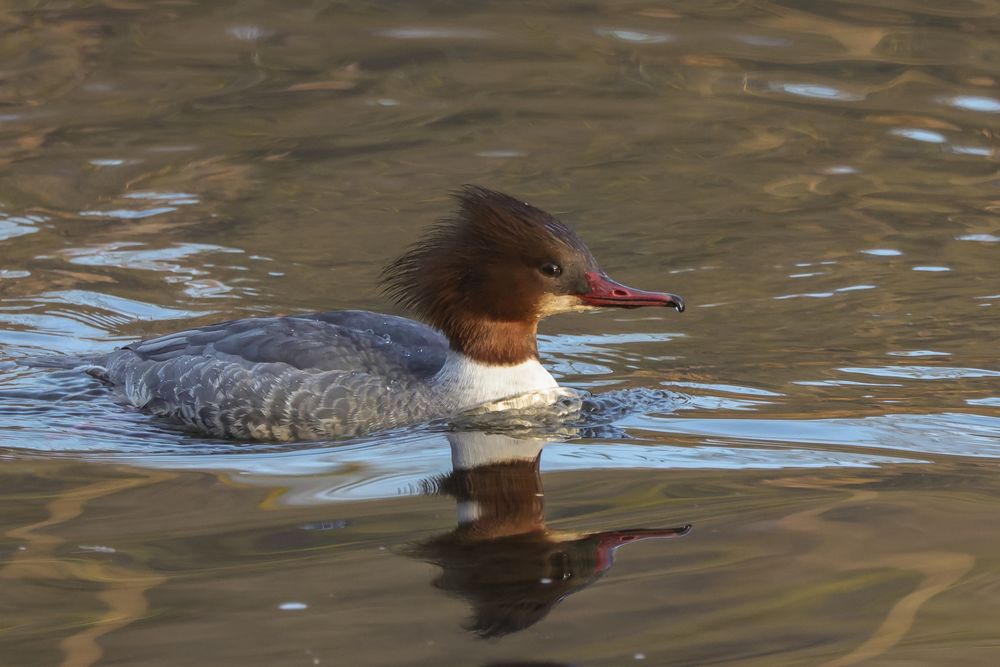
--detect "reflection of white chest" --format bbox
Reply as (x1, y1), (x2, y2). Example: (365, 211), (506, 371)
(432, 352), (559, 412)
(447, 431), (547, 470)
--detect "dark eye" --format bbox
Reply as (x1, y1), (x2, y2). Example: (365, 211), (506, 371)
(539, 262), (562, 278)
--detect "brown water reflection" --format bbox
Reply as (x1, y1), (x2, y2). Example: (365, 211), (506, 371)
(408, 433), (691, 639)
(4, 454), (1000, 666)
(2, 0), (1000, 665)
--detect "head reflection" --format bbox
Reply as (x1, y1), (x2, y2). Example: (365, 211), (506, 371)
(406, 431), (691, 638)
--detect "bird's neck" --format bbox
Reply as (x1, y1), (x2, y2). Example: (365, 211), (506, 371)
(441, 318), (540, 366)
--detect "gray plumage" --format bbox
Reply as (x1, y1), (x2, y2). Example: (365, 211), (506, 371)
(96, 311), (450, 440)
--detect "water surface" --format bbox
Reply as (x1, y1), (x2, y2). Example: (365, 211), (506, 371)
(1, 1), (999, 665)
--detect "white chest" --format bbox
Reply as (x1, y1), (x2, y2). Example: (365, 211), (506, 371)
(432, 353), (559, 412)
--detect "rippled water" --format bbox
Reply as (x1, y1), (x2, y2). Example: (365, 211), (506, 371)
(2, 2), (999, 665)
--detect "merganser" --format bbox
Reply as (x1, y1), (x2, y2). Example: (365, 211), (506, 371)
(92, 186), (684, 440)
(408, 431), (692, 637)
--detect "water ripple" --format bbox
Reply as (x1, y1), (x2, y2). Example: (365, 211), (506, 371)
(861, 249), (903, 256)
(80, 207), (178, 220)
(595, 28), (674, 44)
(773, 82), (864, 101)
(940, 95), (1000, 113)
(890, 128), (947, 143)
(63, 242), (242, 272)
(110, 435), (921, 505)
(0, 213), (45, 241)
(627, 413), (1000, 460)
(375, 27), (489, 40)
(840, 366), (1000, 380)
(957, 234), (1000, 243)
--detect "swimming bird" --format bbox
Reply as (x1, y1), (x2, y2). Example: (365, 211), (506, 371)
(93, 186), (684, 440)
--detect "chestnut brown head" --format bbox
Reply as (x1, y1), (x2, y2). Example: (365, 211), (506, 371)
(381, 186), (683, 365)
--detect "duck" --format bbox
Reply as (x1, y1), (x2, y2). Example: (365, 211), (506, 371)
(91, 186), (684, 440)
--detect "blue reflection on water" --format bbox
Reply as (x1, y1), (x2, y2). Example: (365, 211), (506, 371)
(594, 28), (673, 44)
(890, 128), (947, 143)
(625, 413), (1000, 460)
(941, 95), (1000, 113)
(840, 366), (1000, 380)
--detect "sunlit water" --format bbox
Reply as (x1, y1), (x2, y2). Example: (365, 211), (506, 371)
(1, 2), (999, 666)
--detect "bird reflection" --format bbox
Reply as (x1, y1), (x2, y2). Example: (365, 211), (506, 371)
(406, 432), (691, 638)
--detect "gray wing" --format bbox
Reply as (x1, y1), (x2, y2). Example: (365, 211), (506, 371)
(125, 310), (446, 377)
(98, 311), (449, 440)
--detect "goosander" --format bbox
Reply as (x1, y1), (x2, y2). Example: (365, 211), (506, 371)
(93, 186), (684, 440)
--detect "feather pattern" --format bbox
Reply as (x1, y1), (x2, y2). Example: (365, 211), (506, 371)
(99, 311), (449, 439)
